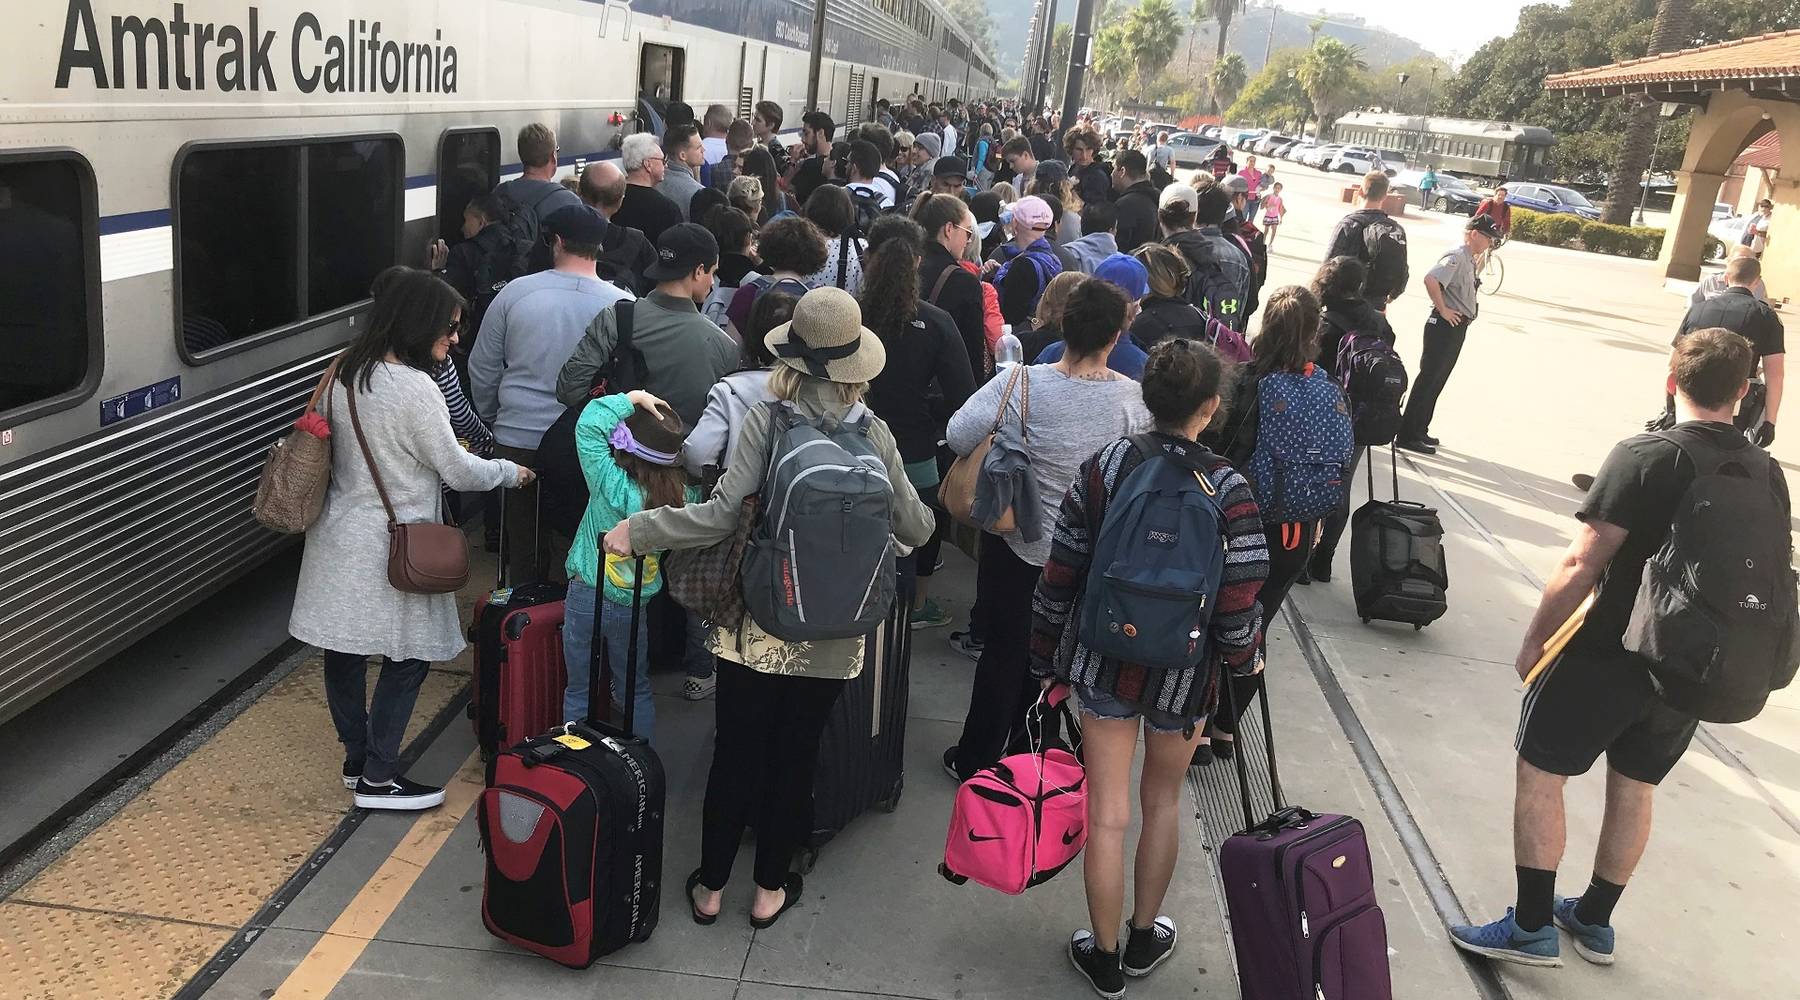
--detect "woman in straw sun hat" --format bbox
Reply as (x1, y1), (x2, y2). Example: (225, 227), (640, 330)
(603, 286), (934, 931)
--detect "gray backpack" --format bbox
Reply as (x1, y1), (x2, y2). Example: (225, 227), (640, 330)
(742, 401), (896, 641)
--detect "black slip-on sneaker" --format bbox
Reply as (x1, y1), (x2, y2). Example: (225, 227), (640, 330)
(353, 775), (446, 811)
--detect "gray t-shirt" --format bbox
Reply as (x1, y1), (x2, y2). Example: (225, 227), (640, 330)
(1428, 245), (1479, 318)
(470, 270), (631, 448)
(656, 167), (705, 221)
(945, 363), (1152, 566)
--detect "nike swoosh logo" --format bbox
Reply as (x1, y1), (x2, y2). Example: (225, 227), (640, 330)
(966, 829), (1003, 843)
(1062, 828), (1082, 845)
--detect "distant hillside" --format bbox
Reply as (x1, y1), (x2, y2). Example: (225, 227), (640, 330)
(985, 0), (1438, 78)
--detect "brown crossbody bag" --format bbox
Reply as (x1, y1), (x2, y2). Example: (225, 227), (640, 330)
(345, 384), (471, 594)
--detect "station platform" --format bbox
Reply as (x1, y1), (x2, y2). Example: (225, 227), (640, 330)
(3, 166), (1795, 1000)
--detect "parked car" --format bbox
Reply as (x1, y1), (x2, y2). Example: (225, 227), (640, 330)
(1235, 129), (1268, 150)
(1708, 214), (1750, 256)
(1375, 149), (1411, 172)
(1504, 182), (1602, 221)
(1165, 132), (1225, 169)
(1282, 139), (1317, 161)
(1199, 125), (1224, 140)
(1393, 169), (1482, 214)
(1713, 202), (1736, 220)
(1253, 132), (1298, 156)
(1329, 146), (1380, 174)
(1302, 144), (1342, 168)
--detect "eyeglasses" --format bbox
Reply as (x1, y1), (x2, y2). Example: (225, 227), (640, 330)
(646, 155), (666, 164)
(444, 318), (463, 335)
(953, 223), (977, 239)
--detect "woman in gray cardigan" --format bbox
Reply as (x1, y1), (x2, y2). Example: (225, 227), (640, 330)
(290, 267), (533, 812)
(603, 287), (933, 930)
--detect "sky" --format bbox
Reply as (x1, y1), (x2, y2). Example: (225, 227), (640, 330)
(1305, 0), (1554, 64)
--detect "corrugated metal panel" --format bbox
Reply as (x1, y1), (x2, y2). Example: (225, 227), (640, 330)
(0, 353), (330, 722)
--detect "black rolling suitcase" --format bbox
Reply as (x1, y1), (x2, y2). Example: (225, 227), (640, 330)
(1350, 443), (1449, 629)
(799, 560), (915, 871)
(478, 557), (665, 967)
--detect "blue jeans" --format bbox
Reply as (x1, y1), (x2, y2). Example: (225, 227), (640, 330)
(563, 579), (656, 744)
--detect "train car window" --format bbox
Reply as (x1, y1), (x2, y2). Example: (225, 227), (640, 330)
(177, 145), (302, 355)
(177, 135), (400, 361)
(437, 129), (501, 246)
(308, 139), (401, 315)
(0, 155), (98, 419)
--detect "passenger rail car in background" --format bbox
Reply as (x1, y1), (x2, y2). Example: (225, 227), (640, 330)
(1332, 112), (1555, 184)
(0, 0), (995, 722)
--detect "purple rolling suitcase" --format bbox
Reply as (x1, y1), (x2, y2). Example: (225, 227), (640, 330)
(1218, 681), (1392, 1000)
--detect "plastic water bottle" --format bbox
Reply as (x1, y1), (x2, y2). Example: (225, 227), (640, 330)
(996, 326), (1022, 367)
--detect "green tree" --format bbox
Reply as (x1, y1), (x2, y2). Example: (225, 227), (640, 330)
(1195, 0), (1241, 61)
(1601, 0), (1691, 223)
(1127, 0), (1186, 94)
(1298, 38), (1367, 136)
(1046, 23), (1074, 104)
(1091, 25), (1134, 107)
(1210, 52), (1248, 114)
(1224, 48), (1310, 130)
(1308, 16), (1326, 43)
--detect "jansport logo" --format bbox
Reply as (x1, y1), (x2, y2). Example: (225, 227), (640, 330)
(1741, 593), (1769, 611)
(1145, 528), (1179, 547)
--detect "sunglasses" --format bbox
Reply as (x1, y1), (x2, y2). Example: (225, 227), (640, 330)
(444, 318), (463, 336)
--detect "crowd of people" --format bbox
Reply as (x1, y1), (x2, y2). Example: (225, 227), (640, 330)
(285, 95), (1789, 997)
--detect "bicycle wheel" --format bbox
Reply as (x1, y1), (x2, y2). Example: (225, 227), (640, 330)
(1480, 251), (1505, 295)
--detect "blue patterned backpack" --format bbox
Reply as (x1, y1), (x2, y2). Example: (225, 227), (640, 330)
(1244, 364), (1354, 522)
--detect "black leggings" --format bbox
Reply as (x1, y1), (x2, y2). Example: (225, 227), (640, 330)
(1214, 519), (1317, 737)
(951, 532), (1044, 779)
(699, 658), (847, 891)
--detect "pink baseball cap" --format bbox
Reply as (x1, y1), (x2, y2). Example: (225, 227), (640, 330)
(1011, 195), (1054, 233)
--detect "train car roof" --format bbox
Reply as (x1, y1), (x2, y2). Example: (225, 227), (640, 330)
(1334, 111), (1555, 145)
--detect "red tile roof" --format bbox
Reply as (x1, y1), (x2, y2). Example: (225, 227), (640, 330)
(1544, 30), (1800, 91)
(1736, 132), (1782, 172)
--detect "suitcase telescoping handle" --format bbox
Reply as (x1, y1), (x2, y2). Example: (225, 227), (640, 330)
(1220, 665), (1292, 834)
(587, 543), (646, 735)
(494, 483), (548, 590)
(1365, 442), (1402, 505)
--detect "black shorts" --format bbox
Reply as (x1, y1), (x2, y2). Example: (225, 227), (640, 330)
(1515, 646), (1699, 785)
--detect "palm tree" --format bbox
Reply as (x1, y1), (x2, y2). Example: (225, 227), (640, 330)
(1601, 0), (1692, 225)
(1195, 0), (1240, 62)
(1127, 0), (1185, 95)
(1297, 38), (1365, 136)
(1047, 23), (1073, 104)
(1091, 25), (1133, 106)
(1308, 17), (1325, 44)
(1211, 53), (1248, 115)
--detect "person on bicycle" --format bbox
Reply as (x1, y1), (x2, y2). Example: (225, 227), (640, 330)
(1398, 213), (1500, 454)
(1475, 184), (1512, 240)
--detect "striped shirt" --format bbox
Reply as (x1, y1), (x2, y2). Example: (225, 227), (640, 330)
(435, 361), (494, 458)
(1030, 435), (1269, 720)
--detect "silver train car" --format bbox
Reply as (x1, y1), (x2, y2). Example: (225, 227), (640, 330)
(0, 0), (997, 722)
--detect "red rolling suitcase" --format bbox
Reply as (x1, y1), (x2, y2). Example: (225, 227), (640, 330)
(468, 495), (569, 759)
(479, 557), (665, 967)
(1217, 682), (1392, 999)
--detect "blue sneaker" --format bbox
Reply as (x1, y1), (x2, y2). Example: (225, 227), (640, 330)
(1449, 908), (1562, 967)
(1552, 896), (1616, 966)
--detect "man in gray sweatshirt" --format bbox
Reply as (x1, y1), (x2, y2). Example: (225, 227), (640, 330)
(471, 205), (632, 580)
(1062, 201), (1120, 275)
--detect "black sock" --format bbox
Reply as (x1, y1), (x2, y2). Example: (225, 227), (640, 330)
(1574, 875), (1624, 927)
(1514, 866), (1556, 931)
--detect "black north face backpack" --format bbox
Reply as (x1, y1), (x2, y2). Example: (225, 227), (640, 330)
(1623, 432), (1800, 722)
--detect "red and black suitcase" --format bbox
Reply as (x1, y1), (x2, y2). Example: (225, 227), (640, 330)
(479, 556), (665, 967)
(1218, 681), (1392, 999)
(468, 495), (568, 759)
(800, 560), (915, 871)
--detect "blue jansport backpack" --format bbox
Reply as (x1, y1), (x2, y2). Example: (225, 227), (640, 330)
(742, 401), (896, 641)
(1245, 365), (1354, 523)
(1079, 436), (1229, 670)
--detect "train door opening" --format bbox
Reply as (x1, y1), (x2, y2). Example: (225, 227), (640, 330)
(637, 43), (685, 133)
(869, 76), (880, 121)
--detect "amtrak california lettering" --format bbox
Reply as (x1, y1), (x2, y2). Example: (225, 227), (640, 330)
(54, 1), (460, 95)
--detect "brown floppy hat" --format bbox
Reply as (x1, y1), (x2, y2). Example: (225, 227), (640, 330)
(764, 287), (887, 384)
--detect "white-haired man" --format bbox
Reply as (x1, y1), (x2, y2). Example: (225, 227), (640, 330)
(614, 133), (683, 245)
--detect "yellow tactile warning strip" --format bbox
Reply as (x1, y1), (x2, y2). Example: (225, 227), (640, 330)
(0, 546), (502, 1000)
(272, 753), (482, 1000)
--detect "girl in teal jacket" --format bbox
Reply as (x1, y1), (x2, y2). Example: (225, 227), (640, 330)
(561, 389), (696, 742)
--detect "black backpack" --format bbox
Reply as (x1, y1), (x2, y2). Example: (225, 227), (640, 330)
(847, 186), (886, 240)
(537, 301), (644, 541)
(1333, 323), (1408, 447)
(1359, 216), (1410, 303)
(1623, 432), (1800, 722)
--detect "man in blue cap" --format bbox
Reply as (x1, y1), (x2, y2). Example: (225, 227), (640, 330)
(1034, 256), (1152, 379)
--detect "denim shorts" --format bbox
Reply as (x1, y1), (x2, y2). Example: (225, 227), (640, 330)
(1075, 685), (1198, 736)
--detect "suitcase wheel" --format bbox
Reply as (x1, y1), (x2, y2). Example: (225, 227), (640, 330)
(1361, 617), (1370, 624)
(1414, 624), (1424, 631)
(795, 846), (819, 875)
(937, 862), (968, 886)
(878, 777), (904, 814)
